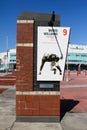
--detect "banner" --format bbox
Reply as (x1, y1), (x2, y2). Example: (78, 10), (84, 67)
(37, 26), (70, 81)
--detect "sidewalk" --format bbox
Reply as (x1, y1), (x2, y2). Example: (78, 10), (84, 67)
(0, 86), (16, 130)
(61, 112), (87, 130)
(0, 85), (87, 130)
(12, 122), (62, 130)
(60, 72), (87, 130)
(12, 112), (87, 130)
(0, 86), (62, 130)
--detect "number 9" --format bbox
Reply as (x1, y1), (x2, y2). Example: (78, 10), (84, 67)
(63, 29), (67, 36)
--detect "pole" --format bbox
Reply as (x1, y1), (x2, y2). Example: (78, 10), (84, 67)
(6, 36), (8, 73)
(52, 27), (63, 59)
(48, 11), (63, 59)
(66, 52), (69, 81)
(66, 55), (69, 82)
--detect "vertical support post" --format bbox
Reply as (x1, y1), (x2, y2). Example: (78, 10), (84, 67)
(6, 36), (8, 73)
(66, 53), (69, 81)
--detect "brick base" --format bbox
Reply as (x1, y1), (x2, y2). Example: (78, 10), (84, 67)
(16, 92), (60, 117)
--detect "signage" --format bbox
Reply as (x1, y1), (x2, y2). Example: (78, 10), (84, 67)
(37, 26), (70, 81)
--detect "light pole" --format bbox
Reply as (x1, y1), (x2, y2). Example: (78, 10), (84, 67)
(6, 36), (9, 73)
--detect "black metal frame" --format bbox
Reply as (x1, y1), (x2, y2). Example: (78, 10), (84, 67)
(33, 19), (60, 91)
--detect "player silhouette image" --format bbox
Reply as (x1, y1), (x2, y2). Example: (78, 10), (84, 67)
(39, 53), (62, 75)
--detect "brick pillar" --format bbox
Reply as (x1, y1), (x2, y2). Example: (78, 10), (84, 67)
(16, 20), (34, 116)
(16, 13), (60, 122)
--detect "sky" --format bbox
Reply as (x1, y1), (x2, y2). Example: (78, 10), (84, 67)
(0, 0), (87, 52)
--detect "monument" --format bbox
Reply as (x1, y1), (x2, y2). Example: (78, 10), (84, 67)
(16, 11), (70, 122)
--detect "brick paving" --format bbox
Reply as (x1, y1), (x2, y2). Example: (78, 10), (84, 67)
(61, 71), (87, 113)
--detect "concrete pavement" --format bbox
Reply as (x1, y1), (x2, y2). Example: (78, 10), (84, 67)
(0, 85), (87, 130)
(12, 112), (87, 130)
(0, 86), (16, 130)
(61, 112), (87, 130)
(12, 122), (62, 130)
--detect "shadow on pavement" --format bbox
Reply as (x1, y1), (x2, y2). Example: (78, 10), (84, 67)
(60, 99), (79, 121)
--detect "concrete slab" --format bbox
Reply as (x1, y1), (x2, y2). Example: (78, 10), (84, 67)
(12, 122), (62, 130)
(0, 86), (16, 130)
(61, 112), (87, 130)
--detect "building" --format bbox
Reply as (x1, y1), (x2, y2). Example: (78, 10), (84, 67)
(0, 49), (16, 71)
(0, 44), (87, 71)
(67, 44), (87, 70)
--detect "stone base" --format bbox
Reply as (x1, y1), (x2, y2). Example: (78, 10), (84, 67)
(16, 116), (60, 122)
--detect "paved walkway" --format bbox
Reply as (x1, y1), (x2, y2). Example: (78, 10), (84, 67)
(0, 86), (62, 130)
(0, 86), (16, 130)
(61, 87), (87, 113)
(60, 72), (87, 113)
(12, 122), (62, 130)
(61, 112), (87, 130)
(0, 75), (87, 130)
(61, 71), (87, 85)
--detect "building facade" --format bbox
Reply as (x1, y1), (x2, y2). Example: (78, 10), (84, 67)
(0, 44), (87, 71)
(0, 49), (16, 71)
(67, 44), (87, 70)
